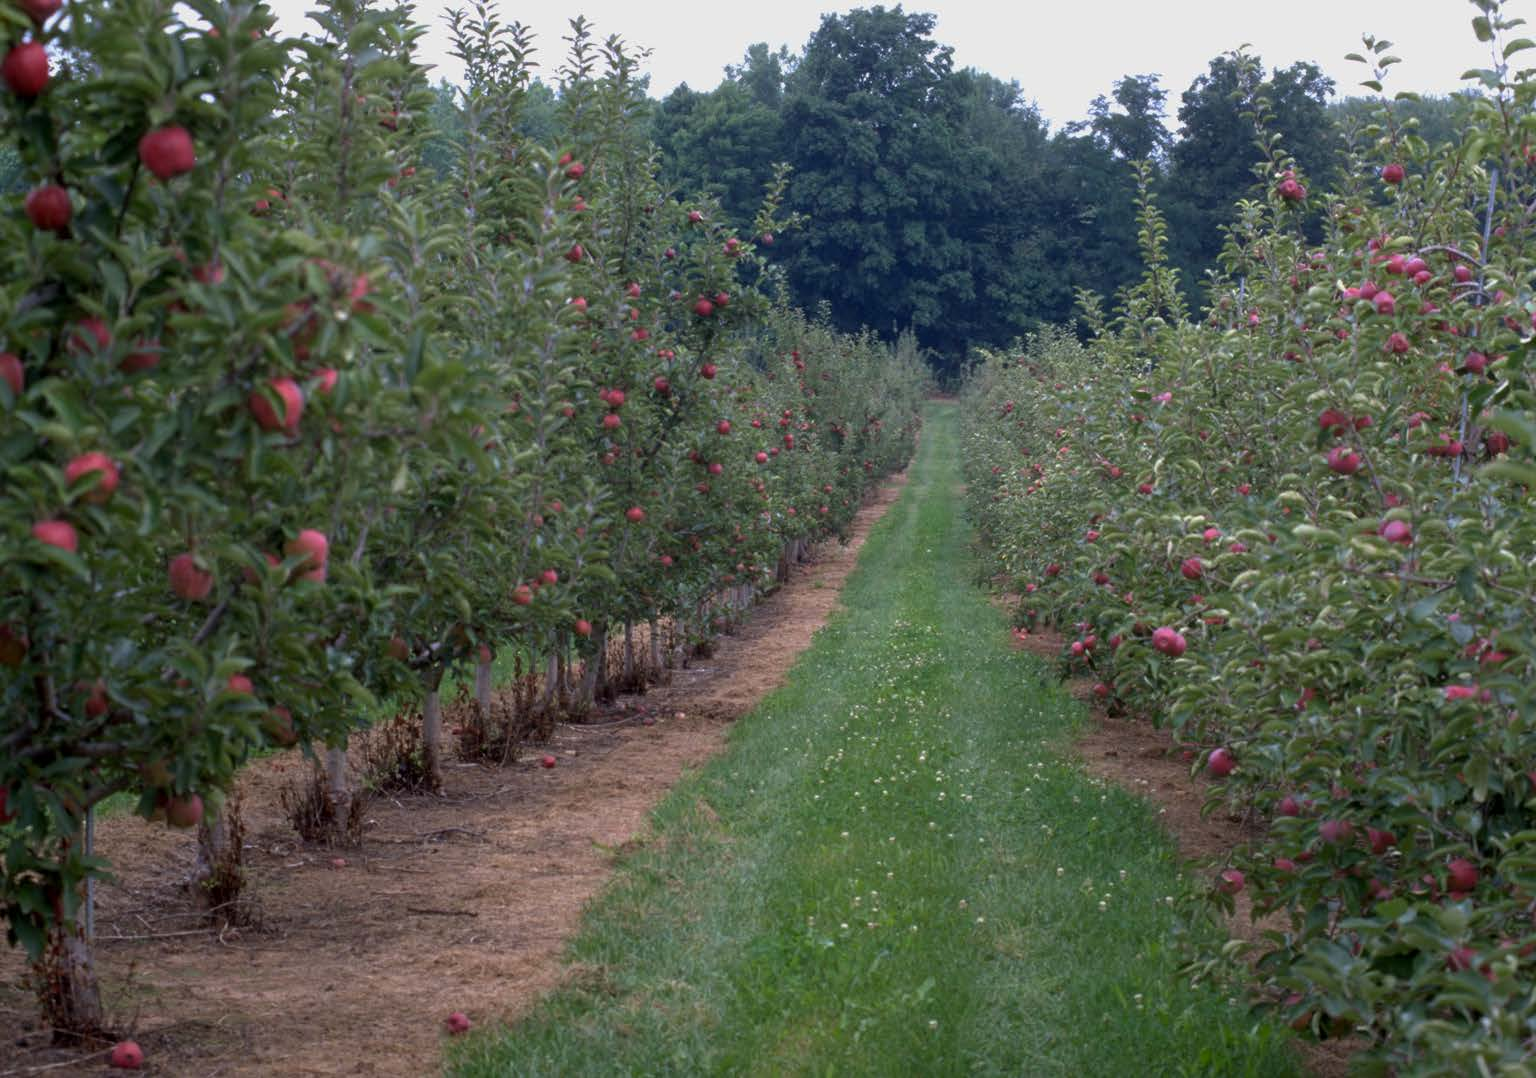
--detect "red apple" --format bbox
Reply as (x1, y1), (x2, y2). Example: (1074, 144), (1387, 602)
(2, 42), (49, 98)
(0, 352), (22, 398)
(64, 452), (120, 504)
(1151, 626), (1186, 657)
(1217, 869), (1245, 894)
(693, 297), (715, 318)
(81, 678), (108, 721)
(263, 707), (297, 747)
(574, 618), (592, 637)
(625, 506), (645, 523)
(24, 183), (69, 231)
(20, 0), (62, 21)
(716, 420), (731, 435)
(445, 1012), (471, 1035)
(1180, 557), (1203, 581)
(1277, 795), (1301, 817)
(250, 377), (304, 433)
(1325, 446), (1362, 475)
(541, 568), (558, 586)
(1378, 519), (1412, 545)
(512, 584), (533, 605)
(139, 125), (196, 179)
(1206, 747), (1235, 778)
(1366, 827), (1397, 855)
(1447, 858), (1479, 892)
(227, 674), (254, 694)
(120, 339), (161, 374)
(168, 552), (214, 600)
(1381, 163), (1405, 185)
(165, 793), (203, 828)
(0, 623), (28, 668)
(1319, 819), (1353, 845)
(32, 519), (77, 553)
(540, 755), (557, 769)
(68, 317), (111, 356)
(285, 529), (329, 583)
(108, 1040), (144, 1069)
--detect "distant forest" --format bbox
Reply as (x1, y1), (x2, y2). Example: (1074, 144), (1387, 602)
(638, 8), (1471, 378)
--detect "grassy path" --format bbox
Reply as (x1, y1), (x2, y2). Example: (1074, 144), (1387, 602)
(451, 402), (1300, 1077)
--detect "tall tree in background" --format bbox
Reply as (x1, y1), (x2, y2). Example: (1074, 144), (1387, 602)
(1162, 52), (1341, 300)
(777, 7), (960, 344)
(1089, 73), (1171, 164)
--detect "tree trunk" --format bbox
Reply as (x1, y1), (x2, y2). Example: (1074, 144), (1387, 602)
(39, 918), (103, 1038)
(474, 651), (494, 727)
(623, 621), (635, 689)
(575, 627), (606, 714)
(541, 651), (560, 713)
(194, 812), (228, 895)
(326, 743), (350, 823)
(649, 618), (665, 682)
(422, 668), (445, 792)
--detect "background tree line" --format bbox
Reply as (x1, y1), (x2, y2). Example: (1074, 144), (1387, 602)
(644, 6), (1471, 381)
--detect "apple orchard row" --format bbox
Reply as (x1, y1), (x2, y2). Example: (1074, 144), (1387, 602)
(962, 19), (1536, 1072)
(0, 0), (925, 1033)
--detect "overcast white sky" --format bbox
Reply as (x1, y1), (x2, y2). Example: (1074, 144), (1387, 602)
(267, 1), (1524, 129)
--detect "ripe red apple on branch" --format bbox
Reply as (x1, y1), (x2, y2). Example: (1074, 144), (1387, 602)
(2, 42), (49, 98)
(139, 124), (196, 179)
(24, 184), (70, 231)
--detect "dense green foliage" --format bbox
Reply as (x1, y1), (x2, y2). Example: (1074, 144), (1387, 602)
(451, 404), (1301, 1078)
(650, 7), (1468, 382)
(960, 4), (1536, 1071)
(0, 0), (923, 1033)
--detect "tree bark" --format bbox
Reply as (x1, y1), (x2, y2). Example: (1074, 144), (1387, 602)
(326, 742), (350, 826)
(193, 811), (228, 896)
(649, 618), (665, 682)
(541, 651), (560, 713)
(575, 627), (606, 714)
(421, 667), (445, 792)
(474, 651), (494, 726)
(40, 919), (103, 1038)
(623, 621), (635, 689)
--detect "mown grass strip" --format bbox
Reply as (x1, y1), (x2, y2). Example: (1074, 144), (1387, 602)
(450, 402), (1300, 1077)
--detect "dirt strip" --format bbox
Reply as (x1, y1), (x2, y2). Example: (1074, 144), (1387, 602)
(0, 473), (907, 1078)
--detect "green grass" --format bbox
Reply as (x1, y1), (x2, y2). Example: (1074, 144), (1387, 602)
(448, 402), (1302, 1077)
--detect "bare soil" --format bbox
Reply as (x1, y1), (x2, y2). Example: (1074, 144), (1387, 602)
(1006, 621), (1356, 1078)
(0, 476), (906, 1078)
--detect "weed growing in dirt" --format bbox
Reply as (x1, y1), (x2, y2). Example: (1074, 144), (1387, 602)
(279, 763), (368, 846)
